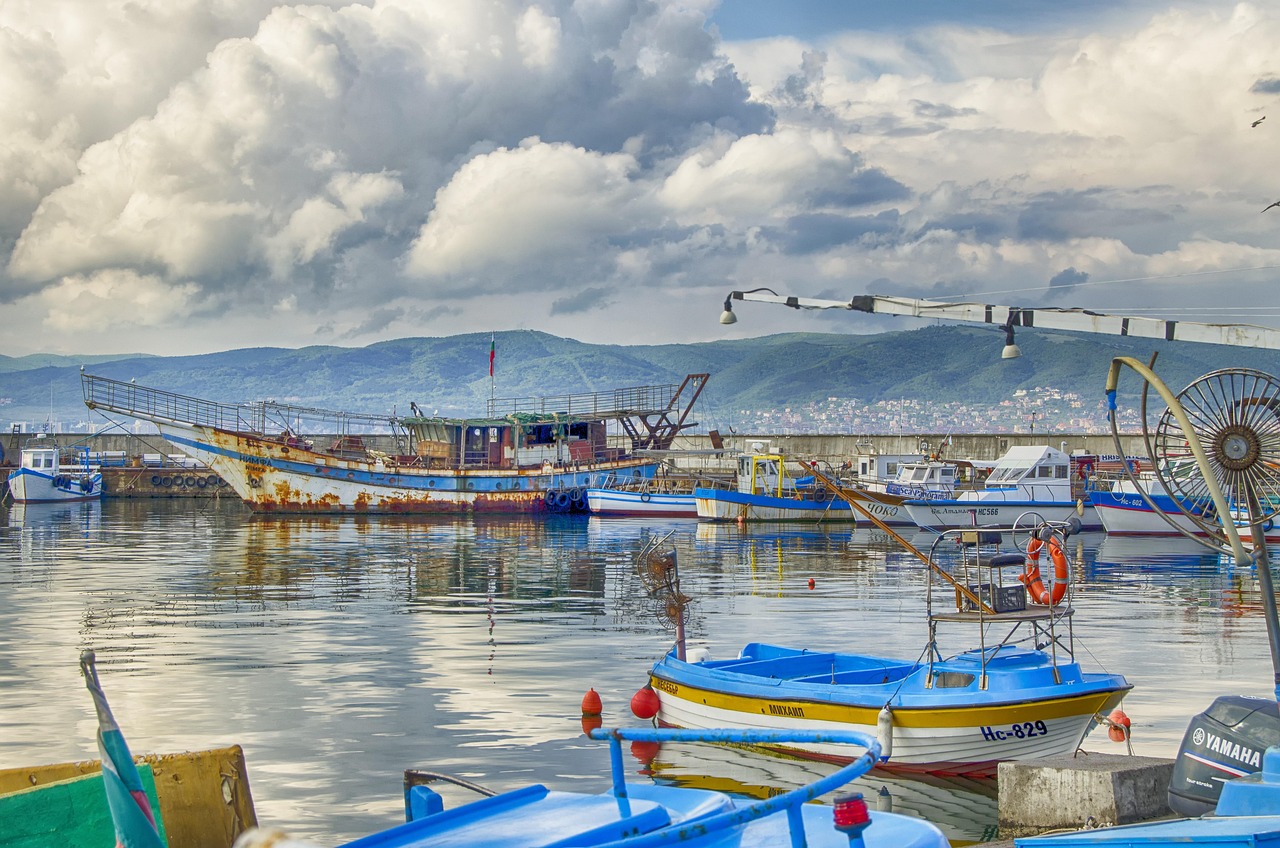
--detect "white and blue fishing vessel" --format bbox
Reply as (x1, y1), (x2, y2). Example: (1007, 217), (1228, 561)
(5, 436), (104, 503)
(643, 517), (1130, 776)
(902, 445), (1100, 532)
(1090, 469), (1280, 541)
(694, 446), (852, 522)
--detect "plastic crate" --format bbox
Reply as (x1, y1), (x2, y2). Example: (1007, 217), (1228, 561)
(959, 582), (1027, 613)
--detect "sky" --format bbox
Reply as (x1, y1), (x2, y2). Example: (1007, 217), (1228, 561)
(2, 0), (1279, 357)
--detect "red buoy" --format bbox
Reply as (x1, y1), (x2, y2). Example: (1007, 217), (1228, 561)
(581, 688), (603, 717)
(808, 578), (816, 590)
(630, 686), (661, 720)
(1107, 708), (1130, 743)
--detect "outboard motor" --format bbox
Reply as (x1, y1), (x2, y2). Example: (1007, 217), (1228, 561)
(1168, 694), (1280, 816)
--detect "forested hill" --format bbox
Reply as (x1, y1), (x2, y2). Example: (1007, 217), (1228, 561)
(1, 326), (1275, 429)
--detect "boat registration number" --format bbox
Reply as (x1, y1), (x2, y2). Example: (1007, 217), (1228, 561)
(652, 678), (679, 695)
(979, 720), (1048, 741)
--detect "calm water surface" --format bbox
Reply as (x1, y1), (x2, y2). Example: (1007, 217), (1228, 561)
(0, 499), (1275, 846)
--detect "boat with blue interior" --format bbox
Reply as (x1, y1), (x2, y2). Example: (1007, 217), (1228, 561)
(5, 435), (104, 503)
(339, 727), (948, 848)
(902, 445), (1100, 532)
(642, 514), (1130, 776)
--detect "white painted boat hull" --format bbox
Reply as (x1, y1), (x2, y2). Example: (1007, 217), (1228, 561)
(903, 500), (1099, 532)
(586, 488), (697, 517)
(6, 468), (103, 503)
(652, 676), (1120, 775)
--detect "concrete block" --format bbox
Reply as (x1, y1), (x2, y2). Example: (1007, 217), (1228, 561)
(998, 752), (1174, 838)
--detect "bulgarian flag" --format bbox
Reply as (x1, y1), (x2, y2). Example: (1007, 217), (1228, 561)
(80, 650), (165, 848)
(489, 334), (495, 377)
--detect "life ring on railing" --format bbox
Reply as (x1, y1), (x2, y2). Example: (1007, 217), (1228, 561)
(1020, 535), (1068, 606)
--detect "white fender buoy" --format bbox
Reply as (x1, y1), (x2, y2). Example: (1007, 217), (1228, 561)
(877, 706), (894, 762)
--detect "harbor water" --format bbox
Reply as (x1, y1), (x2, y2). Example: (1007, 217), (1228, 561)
(0, 498), (1275, 846)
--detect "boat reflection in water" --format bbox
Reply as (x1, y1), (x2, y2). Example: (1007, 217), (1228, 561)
(643, 738), (998, 846)
(9, 499), (103, 562)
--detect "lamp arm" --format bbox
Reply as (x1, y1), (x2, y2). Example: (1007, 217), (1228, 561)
(721, 290), (1280, 351)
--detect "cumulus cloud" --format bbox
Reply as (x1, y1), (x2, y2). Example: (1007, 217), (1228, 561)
(1, 1), (1279, 355)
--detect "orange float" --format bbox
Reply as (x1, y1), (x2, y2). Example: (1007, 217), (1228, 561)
(1020, 535), (1068, 605)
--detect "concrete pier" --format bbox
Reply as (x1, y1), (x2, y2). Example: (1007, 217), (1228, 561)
(996, 752), (1175, 840)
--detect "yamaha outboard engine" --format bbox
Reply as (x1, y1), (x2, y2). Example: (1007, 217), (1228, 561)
(1168, 694), (1280, 816)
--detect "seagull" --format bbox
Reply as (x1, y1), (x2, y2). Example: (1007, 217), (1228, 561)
(1254, 116), (1267, 128)
(1264, 200), (1280, 213)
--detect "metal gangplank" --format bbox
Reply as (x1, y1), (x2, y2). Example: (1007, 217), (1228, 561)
(81, 373), (402, 439)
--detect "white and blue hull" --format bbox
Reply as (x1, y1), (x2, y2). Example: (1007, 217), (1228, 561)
(1091, 490), (1280, 540)
(903, 498), (1099, 532)
(586, 488), (698, 517)
(6, 467), (103, 503)
(694, 488), (853, 522)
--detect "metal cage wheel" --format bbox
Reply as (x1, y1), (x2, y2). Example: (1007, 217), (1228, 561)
(1150, 368), (1280, 537)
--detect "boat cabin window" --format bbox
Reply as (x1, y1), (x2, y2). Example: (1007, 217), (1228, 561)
(987, 462), (1033, 484)
(933, 672), (975, 688)
(885, 462), (898, 477)
(25, 451), (56, 469)
(940, 467), (954, 480)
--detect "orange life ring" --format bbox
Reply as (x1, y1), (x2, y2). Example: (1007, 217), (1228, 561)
(1020, 535), (1068, 605)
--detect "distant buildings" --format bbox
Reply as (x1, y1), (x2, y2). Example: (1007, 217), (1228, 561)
(705, 385), (1143, 435)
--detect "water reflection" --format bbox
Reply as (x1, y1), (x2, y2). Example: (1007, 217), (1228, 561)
(0, 500), (1276, 845)
(647, 741), (998, 846)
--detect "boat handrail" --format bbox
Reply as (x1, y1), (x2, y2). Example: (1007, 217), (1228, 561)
(587, 727), (880, 848)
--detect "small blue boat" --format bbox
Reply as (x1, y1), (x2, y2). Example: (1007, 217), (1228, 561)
(645, 519), (1131, 776)
(1015, 743), (1280, 846)
(342, 727), (947, 848)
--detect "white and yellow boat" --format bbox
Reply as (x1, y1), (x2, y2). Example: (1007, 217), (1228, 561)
(646, 518), (1131, 776)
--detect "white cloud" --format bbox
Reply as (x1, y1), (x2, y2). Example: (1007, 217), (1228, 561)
(1, 1), (1279, 356)
(407, 139), (646, 281)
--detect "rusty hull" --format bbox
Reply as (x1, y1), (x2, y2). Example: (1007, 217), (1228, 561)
(157, 421), (656, 513)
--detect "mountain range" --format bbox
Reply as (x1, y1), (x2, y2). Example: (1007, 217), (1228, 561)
(2, 326), (1275, 431)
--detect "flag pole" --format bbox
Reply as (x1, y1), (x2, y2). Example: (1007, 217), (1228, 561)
(489, 334), (496, 402)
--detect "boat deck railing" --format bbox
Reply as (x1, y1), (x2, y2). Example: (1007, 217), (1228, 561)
(486, 382), (684, 420)
(82, 373), (398, 436)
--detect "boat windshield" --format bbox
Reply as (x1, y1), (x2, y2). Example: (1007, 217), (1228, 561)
(986, 461), (1033, 484)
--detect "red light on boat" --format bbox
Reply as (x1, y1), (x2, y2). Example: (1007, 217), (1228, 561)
(832, 792), (871, 833)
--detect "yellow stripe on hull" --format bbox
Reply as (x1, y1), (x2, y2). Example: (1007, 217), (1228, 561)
(651, 674), (1129, 768)
(651, 673), (1127, 728)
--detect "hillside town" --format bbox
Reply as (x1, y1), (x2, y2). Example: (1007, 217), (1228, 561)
(721, 386), (1145, 435)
